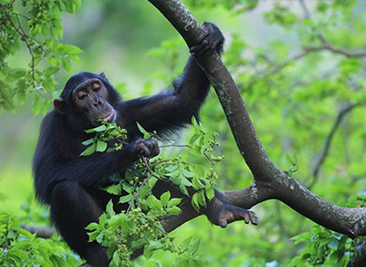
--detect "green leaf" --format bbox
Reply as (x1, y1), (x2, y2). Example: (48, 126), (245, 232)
(149, 240), (164, 250)
(62, 58), (72, 71)
(160, 191), (171, 206)
(166, 168), (181, 178)
(191, 193), (200, 212)
(197, 191), (207, 207)
(99, 213), (107, 225)
(148, 177), (158, 188)
(179, 184), (189, 196)
(82, 138), (94, 146)
(112, 251), (120, 266)
(96, 140), (107, 152)
(64, 44), (83, 54)
(183, 169), (194, 178)
(139, 185), (151, 199)
(181, 237), (193, 250)
(104, 184), (122, 195)
(136, 122), (151, 139)
(105, 200), (115, 217)
(85, 125), (107, 133)
(147, 195), (163, 210)
(17, 228), (34, 240)
(167, 206), (181, 215)
(193, 165), (206, 178)
(119, 194), (134, 204)
(188, 237), (201, 255)
(189, 133), (201, 146)
(168, 198), (182, 208)
(131, 239), (147, 250)
(96, 233), (104, 243)
(80, 143), (96, 156)
(44, 66), (59, 76)
(192, 177), (205, 190)
(122, 183), (134, 194)
(144, 247), (154, 259)
(205, 185), (215, 201)
(85, 222), (99, 231)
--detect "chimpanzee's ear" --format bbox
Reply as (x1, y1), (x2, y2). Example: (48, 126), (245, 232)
(100, 71), (109, 81)
(54, 97), (67, 115)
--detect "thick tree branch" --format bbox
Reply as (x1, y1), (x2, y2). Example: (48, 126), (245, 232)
(148, 0), (277, 181)
(148, 0), (366, 241)
(21, 225), (56, 238)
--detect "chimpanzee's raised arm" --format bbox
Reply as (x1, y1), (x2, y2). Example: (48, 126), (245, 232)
(119, 22), (224, 136)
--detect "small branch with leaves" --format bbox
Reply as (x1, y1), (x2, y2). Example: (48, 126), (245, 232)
(79, 118), (223, 266)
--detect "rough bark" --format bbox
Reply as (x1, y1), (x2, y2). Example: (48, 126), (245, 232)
(148, 0), (366, 241)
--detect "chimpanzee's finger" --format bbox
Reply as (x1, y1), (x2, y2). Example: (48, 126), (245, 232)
(249, 211), (258, 225)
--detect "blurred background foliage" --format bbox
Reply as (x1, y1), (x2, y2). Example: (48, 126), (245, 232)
(1, 0), (366, 266)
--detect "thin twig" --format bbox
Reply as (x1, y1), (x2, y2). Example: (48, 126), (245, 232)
(298, 0), (327, 44)
(305, 44), (366, 58)
(309, 103), (361, 188)
(159, 144), (191, 148)
(298, 0), (310, 19)
(266, 44), (366, 76)
(264, 0), (366, 76)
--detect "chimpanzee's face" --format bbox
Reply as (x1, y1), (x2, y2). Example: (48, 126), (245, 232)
(72, 79), (116, 124)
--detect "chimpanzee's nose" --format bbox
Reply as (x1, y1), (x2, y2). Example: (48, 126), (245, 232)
(93, 97), (101, 107)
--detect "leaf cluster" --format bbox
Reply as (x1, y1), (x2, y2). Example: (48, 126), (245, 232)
(0, 212), (80, 267)
(83, 120), (223, 265)
(290, 195), (366, 266)
(0, 0), (82, 114)
(80, 120), (128, 156)
(290, 225), (353, 267)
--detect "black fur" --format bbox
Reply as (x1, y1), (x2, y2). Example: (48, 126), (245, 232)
(33, 22), (225, 267)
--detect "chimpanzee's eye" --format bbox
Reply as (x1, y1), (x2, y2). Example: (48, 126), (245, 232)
(78, 91), (87, 100)
(92, 83), (101, 92)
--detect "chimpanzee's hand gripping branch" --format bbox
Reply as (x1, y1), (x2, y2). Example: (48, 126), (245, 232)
(148, 0), (366, 244)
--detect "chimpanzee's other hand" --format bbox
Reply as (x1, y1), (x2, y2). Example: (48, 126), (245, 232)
(132, 139), (160, 158)
(190, 22), (225, 56)
(215, 204), (258, 228)
(207, 197), (258, 228)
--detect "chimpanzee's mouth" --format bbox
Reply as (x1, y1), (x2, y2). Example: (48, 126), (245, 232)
(100, 110), (115, 122)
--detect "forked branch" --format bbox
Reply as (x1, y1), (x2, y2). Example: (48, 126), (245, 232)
(148, 0), (366, 240)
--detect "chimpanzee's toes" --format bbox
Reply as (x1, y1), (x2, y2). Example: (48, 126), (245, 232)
(216, 204), (258, 228)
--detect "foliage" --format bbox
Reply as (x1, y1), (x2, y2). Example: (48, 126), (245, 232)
(80, 120), (128, 156)
(184, 0), (259, 13)
(1, 0), (366, 266)
(147, 38), (185, 84)
(182, 0), (366, 265)
(0, 211), (80, 267)
(0, 0), (82, 114)
(290, 195), (366, 266)
(290, 225), (353, 267)
(81, 120), (221, 266)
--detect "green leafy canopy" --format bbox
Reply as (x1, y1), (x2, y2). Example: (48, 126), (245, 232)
(0, 0), (82, 114)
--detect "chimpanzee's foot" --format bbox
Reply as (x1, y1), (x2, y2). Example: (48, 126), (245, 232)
(207, 197), (258, 228)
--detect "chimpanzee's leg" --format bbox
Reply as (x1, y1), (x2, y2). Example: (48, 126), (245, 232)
(50, 181), (109, 267)
(153, 180), (258, 227)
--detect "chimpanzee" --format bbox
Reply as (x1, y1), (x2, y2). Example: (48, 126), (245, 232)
(33, 23), (257, 267)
